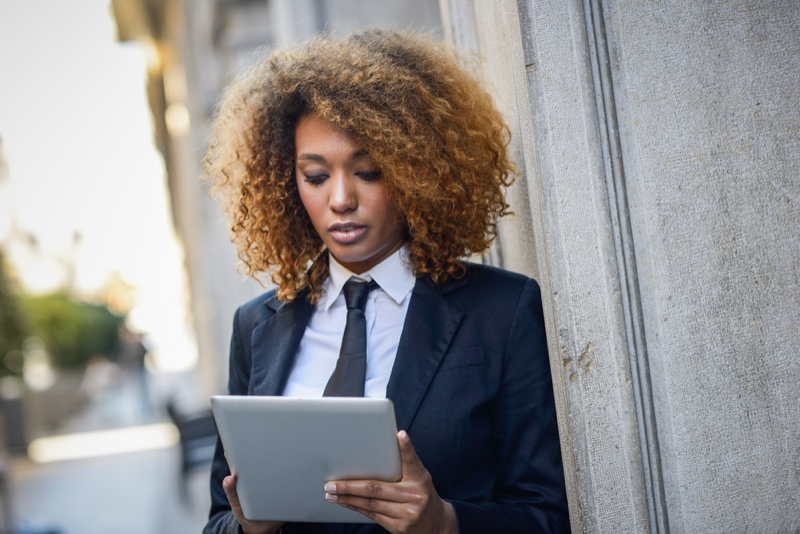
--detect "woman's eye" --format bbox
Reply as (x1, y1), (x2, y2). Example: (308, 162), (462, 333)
(357, 171), (381, 182)
(303, 174), (328, 185)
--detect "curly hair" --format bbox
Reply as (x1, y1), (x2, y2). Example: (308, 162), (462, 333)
(206, 28), (514, 303)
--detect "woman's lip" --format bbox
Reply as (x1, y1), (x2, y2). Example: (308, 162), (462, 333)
(328, 223), (367, 244)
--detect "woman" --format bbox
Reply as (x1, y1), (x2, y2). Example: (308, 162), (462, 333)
(203, 29), (569, 534)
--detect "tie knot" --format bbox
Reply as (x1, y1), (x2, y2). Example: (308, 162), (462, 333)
(342, 278), (378, 312)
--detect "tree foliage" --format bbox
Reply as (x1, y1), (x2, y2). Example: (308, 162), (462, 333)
(1, 251), (124, 372)
(0, 252), (29, 374)
(21, 293), (124, 369)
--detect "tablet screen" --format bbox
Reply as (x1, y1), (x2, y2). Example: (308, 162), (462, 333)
(211, 395), (401, 523)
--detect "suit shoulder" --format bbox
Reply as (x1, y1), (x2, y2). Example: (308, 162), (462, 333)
(441, 263), (544, 332)
(434, 262), (542, 312)
(234, 288), (279, 326)
(462, 261), (540, 293)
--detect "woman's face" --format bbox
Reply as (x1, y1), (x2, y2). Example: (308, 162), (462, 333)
(295, 114), (405, 274)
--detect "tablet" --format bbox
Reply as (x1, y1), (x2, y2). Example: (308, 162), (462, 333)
(210, 395), (401, 523)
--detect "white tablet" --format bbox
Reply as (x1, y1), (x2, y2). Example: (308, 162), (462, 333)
(210, 395), (401, 523)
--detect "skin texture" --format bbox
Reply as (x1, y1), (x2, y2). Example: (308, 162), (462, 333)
(294, 114), (405, 274)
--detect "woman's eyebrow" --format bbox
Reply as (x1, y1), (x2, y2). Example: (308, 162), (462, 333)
(296, 150), (370, 162)
(296, 153), (327, 162)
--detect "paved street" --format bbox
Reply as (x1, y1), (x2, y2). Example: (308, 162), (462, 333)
(5, 369), (213, 534)
(10, 447), (210, 534)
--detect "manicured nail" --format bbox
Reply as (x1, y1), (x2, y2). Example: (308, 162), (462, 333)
(324, 482), (336, 493)
(325, 493), (338, 502)
(399, 430), (409, 443)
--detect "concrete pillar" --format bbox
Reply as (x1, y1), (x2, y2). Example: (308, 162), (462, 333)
(441, 0), (800, 532)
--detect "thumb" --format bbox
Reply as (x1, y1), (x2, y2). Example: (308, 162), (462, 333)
(223, 475), (243, 512)
(397, 430), (426, 479)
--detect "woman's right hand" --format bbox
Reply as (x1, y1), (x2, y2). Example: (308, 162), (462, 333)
(222, 474), (284, 534)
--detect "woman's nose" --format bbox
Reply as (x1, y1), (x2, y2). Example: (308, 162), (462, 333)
(329, 172), (357, 212)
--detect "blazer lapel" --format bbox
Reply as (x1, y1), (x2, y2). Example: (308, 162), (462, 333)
(387, 276), (466, 431)
(249, 291), (314, 396)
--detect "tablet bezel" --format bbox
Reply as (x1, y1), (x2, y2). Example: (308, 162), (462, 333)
(211, 395), (401, 523)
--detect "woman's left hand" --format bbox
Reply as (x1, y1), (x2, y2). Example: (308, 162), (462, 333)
(324, 430), (458, 534)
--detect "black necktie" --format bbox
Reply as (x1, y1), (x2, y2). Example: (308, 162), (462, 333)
(323, 278), (379, 397)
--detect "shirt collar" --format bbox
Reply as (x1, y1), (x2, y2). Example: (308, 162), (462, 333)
(320, 245), (416, 311)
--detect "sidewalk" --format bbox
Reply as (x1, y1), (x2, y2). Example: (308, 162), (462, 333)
(10, 447), (210, 534)
(6, 368), (213, 534)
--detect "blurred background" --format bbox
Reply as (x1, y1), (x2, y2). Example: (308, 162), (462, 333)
(0, 1), (442, 532)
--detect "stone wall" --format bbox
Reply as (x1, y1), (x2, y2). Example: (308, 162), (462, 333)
(441, 0), (800, 531)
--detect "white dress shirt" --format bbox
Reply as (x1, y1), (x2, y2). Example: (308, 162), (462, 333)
(282, 246), (416, 398)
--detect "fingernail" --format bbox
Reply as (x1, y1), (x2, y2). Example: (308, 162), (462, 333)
(324, 482), (336, 493)
(399, 430), (409, 443)
(325, 493), (338, 502)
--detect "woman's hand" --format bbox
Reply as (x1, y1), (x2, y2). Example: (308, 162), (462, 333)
(324, 430), (458, 534)
(222, 474), (284, 534)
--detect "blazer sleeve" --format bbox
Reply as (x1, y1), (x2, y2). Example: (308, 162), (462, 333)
(449, 279), (570, 533)
(202, 305), (334, 534)
(203, 308), (249, 534)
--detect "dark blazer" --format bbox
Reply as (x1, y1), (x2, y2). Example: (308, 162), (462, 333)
(204, 263), (569, 534)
